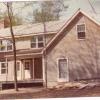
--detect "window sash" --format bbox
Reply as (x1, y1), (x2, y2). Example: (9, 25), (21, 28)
(78, 32), (85, 39)
(16, 62), (20, 71)
(77, 24), (85, 32)
(7, 40), (13, 51)
(31, 36), (44, 48)
(1, 62), (7, 74)
(0, 40), (6, 51)
(77, 24), (85, 39)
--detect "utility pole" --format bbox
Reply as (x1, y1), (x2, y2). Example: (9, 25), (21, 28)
(41, 8), (48, 88)
(7, 2), (18, 91)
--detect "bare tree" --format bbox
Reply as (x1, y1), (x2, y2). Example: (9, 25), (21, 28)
(6, 2), (18, 91)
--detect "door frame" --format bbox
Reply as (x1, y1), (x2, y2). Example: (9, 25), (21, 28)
(23, 59), (32, 79)
(33, 57), (43, 80)
(16, 61), (22, 80)
(57, 57), (69, 82)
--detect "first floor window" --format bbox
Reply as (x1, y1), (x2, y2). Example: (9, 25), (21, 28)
(1, 62), (7, 74)
(16, 62), (20, 71)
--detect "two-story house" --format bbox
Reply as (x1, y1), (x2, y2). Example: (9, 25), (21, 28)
(0, 9), (100, 88)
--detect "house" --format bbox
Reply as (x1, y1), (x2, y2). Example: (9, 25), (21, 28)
(0, 9), (100, 88)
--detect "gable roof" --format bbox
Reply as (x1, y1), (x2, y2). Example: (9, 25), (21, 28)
(42, 9), (100, 53)
(0, 20), (66, 38)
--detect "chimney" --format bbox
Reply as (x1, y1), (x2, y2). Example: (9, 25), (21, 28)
(4, 16), (10, 28)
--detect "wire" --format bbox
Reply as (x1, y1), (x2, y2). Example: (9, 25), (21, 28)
(88, 0), (97, 14)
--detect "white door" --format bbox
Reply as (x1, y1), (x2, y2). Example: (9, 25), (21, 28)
(24, 60), (31, 79)
(17, 62), (21, 80)
(58, 59), (68, 82)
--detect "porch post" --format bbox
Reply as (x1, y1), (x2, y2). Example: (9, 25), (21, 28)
(42, 55), (46, 87)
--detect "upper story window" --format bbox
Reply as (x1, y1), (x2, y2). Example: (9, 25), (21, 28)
(0, 40), (13, 52)
(77, 24), (85, 39)
(31, 35), (44, 48)
(0, 40), (6, 51)
(7, 40), (13, 51)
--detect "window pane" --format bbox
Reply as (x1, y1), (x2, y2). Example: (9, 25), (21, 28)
(1, 69), (6, 74)
(7, 45), (12, 50)
(0, 46), (5, 51)
(31, 43), (36, 48)
(0, 58), (6, 62)
(7, 40), (12, 45)
(38, 42), (44, 48)
(16, 62), (20, 71)
(0, 40), (5, 51)
(77, 24), (85, 32)
(38, 36), (43, 41)
(31, 36), (36, 42)
(1, 63), (6, 68)
(25, 62), (30, 70)
(1, 62), (7, 74)
(78, 32), (85, 39)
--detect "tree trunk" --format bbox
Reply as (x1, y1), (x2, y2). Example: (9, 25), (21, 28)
(7, 3), (18, 91)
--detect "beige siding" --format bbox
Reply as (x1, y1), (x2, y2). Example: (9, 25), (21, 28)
(0, 61), (14, 81)
(7, 61), (14, 81)
(16, 38), (30, 50)
(15, 34), (55, 50)
(46, 15), (100, 87)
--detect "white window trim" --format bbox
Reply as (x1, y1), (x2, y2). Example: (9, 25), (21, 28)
(76, 23), (86, 40)
(0, 61), (8, 75)
(7, 41), (13, 51)
(0, 40), (6, 52)
(0, 39), (13, 52)
(57, 57), (69, 82)
(31, 35), (44, 49)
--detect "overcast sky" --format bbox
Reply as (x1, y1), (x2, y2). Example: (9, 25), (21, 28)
(0, 0), (100, 23)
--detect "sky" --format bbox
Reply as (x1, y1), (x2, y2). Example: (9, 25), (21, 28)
(0, 0), (100, 23)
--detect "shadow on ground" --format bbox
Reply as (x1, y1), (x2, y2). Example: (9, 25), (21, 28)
(0, 86), (100, 99)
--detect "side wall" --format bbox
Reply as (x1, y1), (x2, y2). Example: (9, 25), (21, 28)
(16, 34), (55, 50)
(46, 15), (100, 87)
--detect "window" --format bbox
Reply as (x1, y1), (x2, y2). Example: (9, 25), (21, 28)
(77, 24), (85, 39)
(25, 62), (30, 70)
(58, 59), (68, 79)
(16, 62), (20, 71)
(38, 36), (44, 48)
(7, 40), (13, 51)
(0, 40), (6, 51)
(0, 62), (7, 74)
(31, 36), (37, 48)
(31, 35), (44, 48)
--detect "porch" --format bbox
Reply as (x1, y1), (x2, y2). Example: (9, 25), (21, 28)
(17, 57), (43, 81)
(0, 56), (44, 90)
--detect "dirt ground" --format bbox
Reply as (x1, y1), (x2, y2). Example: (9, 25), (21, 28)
(0, 86), (100, 99)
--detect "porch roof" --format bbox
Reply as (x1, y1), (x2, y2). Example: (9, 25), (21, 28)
(0, 48), (43, 59)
